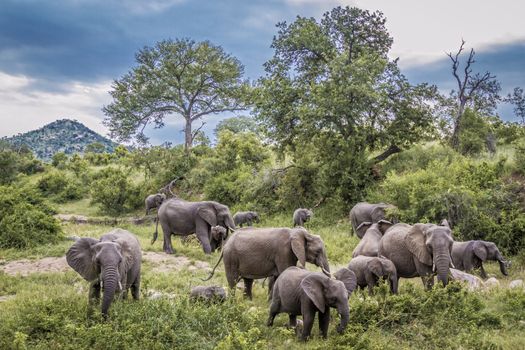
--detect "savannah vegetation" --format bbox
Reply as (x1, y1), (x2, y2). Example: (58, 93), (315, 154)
(1, 6), (524, 349)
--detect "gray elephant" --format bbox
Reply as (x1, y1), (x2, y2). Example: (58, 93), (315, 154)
(349, 202), (397, 238)
(347, 256), (398, 295)
(233, 211), (260, 227)
(205, 227), (330, 299)
(351, 220), (393, 257)
(66, 229), (142, 317)
(267, 266), (357, 341)
(451, 240), (509, 279)
(190, 285), (227, 302)
(293, 208), (313, 227)
(378, 221), (454, 288)
(145, 193), (167, 215)
(152, 198), (236, 254)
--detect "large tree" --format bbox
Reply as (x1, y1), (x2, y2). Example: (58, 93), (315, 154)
(103, 39), (249, 151)
(254, 6), (437, 206)
(446, 40), (501, 149)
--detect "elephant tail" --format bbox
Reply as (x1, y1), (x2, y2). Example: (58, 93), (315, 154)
(151, 215), (160, 245)
(201, 250), (224, 281)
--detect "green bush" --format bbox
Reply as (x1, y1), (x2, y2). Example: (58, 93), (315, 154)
(0, 185), (61, 249)
(0, 150), (19, 185)
(90, 167), (140, 216)
(37, 170), (85, 202)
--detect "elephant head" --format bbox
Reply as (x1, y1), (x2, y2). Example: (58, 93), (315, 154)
(157, 193), (167, 205)
(252, 212), (260, 223)
(291, 228), (330, 276)
(198, 202), (236, 232)
(66, 237), (134, 316)
(369, 257), (398, 294)
(465, 241), (508, 277)
(210, 225), (228, 242)
(300, 273), (350, 334)
(405, 223), (454, 286)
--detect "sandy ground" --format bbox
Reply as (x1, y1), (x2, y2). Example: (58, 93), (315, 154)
(0, 252), (210, 277)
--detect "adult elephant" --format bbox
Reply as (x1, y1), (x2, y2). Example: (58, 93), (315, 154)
(378, 221), (454, 288)
(451, 240), (509, 279)
(152, 197), (236, 254)
(351, 220), (393, 257)
(66, 229), (142, 317)
(349, 202), (397, 238)
(205, 227), (331, 299)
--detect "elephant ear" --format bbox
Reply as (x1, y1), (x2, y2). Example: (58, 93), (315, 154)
(405, 224), (433, 266)
(334, 268), (357, 294)
(367, 259), (384, 278)
(290, 229), (307, 268)
(66, 237), (100, 281)
(356, 222), (372, 238)
(377, 219), (393, 235)
(197, 207), (217, 226)
(473, 241), (488, 261)
(114, 236), (137, 273)
(300, 274), (326, 313)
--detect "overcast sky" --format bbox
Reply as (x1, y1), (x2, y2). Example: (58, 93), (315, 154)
(1, 0), (524, 144)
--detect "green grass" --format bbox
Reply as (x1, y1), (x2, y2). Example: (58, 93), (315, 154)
(1, 214), (525, 349)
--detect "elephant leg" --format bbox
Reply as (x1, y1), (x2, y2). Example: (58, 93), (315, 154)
(131, 280), (140, 300)
(89, 281), (101, 303)
(267, 276), (276, 301)
(421, 275), (434, 290)
(161, 222), (175, 254)
(267, 298), (280, 326)
(300, 303), (315, 341)
(288, 314), (297, 328)
(479, 264), (488, 279)
(319, 309), (330, 339)
(243, 278), (254, 299)
(195, 220), (212, 254)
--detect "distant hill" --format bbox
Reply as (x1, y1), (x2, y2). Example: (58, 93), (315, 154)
(4, 119), (119, 161)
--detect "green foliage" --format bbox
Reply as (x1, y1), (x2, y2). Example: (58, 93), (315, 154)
(103, 38), (250, 149)
(0, 184), (61, 249)
(255, 6), (437, 208)
(371, 145), (525, 253)
(90, 167), (143, 216)
(0, 150), (19, 185)
(214, 116), (261, 137)
(51, 152), (68, 169)
(457, 109), (491, 155)
(37, 170), (85, 203)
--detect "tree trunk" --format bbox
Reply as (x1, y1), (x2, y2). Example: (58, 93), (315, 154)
(450, 101), (466, 150)
(184, 117), (192, 153)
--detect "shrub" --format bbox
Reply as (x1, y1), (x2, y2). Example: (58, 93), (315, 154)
(90, 167), (139, 216)
(51, 152), (68, 169)
(37, 170), (85, 202)
(0, 150), (19, 185)
(0, 185), (61, 249)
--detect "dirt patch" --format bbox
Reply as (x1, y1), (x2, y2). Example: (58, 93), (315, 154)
(0, 257), (69, 276)
(142, 252), (211, 273)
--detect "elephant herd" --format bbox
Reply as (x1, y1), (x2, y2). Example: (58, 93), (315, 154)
(66, 197), (510, 342)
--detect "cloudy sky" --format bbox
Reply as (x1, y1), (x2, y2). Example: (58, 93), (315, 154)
(1, 0), (524, 144)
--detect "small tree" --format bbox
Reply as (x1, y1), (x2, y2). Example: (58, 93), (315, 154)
(103, 38), (250, 151)
(505, 87), (525, 125)
(447, 40), (501, 149)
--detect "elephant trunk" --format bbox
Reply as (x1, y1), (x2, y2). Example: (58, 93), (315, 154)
(101, 266), (119, 317)
(390, 275), (398, 294)
(336, 304), (350, 334)
(434, 249), (451, 286)
(498, 259), (509, 276)
(318, 255), (330, 277)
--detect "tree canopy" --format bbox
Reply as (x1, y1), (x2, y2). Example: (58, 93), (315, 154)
(254, 6), (437, 206)
(103, 38), (250, 150)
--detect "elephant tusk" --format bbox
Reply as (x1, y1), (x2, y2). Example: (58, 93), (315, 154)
(321, 267), (333, 278)
(432, 263), (436, 273)
(450, 261), (455, 269)
(118, 281), (123, 291)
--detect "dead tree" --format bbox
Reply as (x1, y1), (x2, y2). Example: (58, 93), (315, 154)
(447, 40), (500, 149)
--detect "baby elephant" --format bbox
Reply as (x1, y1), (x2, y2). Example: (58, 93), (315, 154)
(66, 229), (142, 317)
(145, 193), (166, 215)
(268, 266), (357, 341)
(233, 211), (260, 227)
(347, 256), (398, 295)
(190, 285), (227, 302)
(293, 208), (313, 227)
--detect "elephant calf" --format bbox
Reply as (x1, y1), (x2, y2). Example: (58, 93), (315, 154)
(293, 208), (313, 227)
(233, 211), (260, 227)
(66, 229), (142, 317)
(451, 240), (509, 279)
(145, 193), (166, 215)
(347, 256), (398, 295)
(190, 285), (227, 302)
(267, 266), (357, 341)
